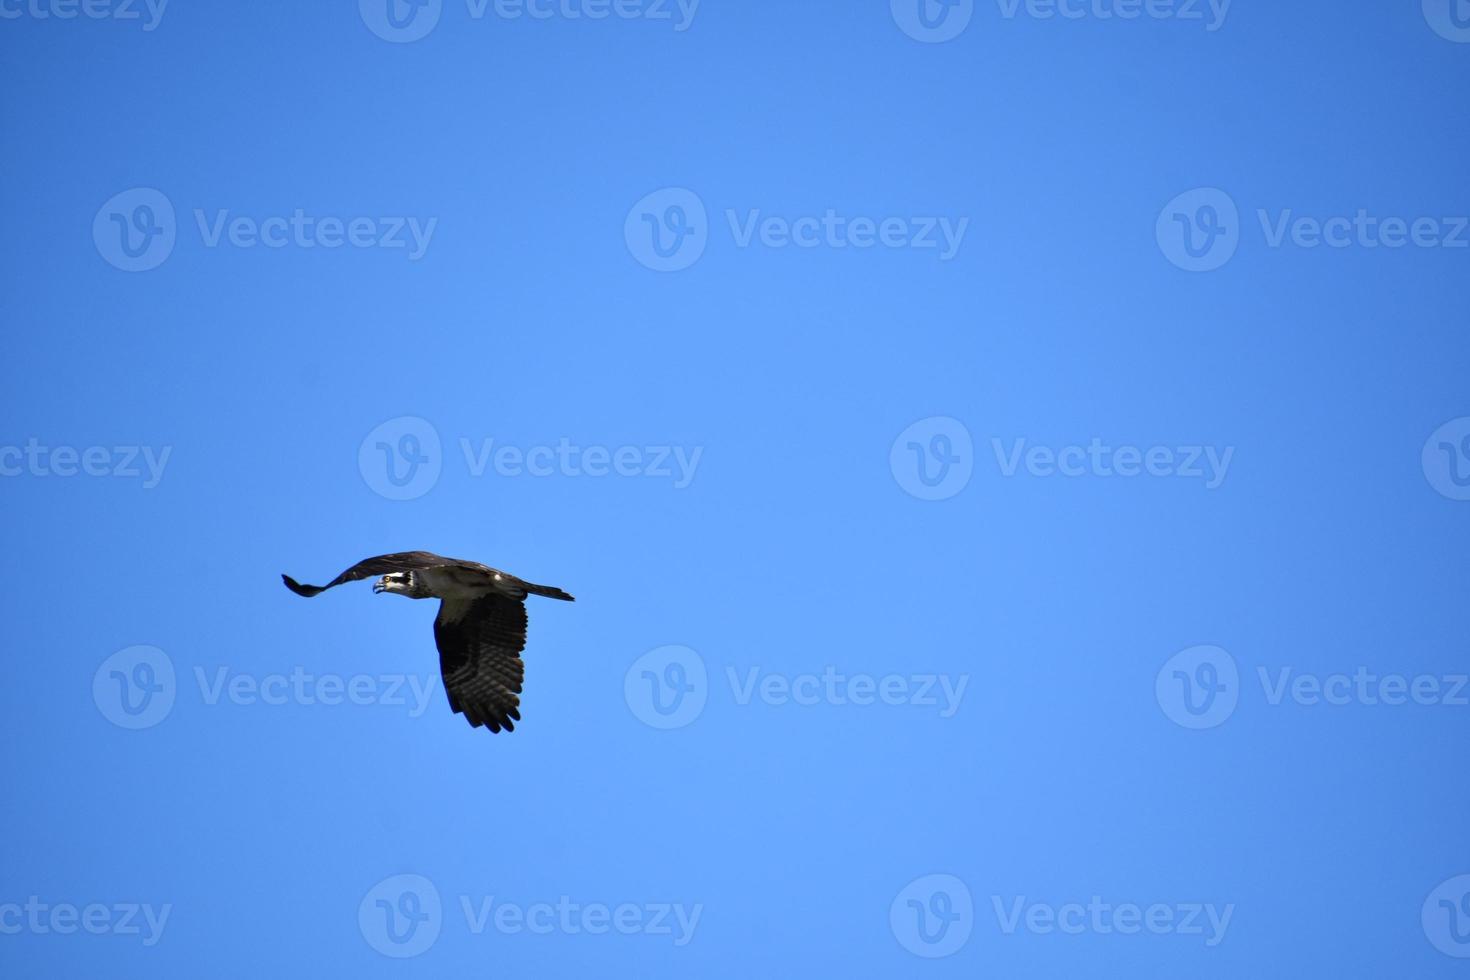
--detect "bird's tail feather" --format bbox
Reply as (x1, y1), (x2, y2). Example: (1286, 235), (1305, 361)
(524, 581), (575, 601)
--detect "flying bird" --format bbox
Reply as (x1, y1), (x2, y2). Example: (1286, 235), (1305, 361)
(282, 551), (573, 733)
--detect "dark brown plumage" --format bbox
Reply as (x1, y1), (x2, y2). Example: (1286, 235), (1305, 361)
(282, 551), (573, 733)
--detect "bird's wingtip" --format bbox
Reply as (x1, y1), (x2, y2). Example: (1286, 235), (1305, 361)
(281, 574), (322, 597)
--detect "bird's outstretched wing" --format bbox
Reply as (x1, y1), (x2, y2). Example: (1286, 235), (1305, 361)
(434, 593), (528, 733)
(281, 551), (455, 597)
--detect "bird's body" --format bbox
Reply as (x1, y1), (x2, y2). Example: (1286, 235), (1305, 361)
(282, 551), (573, 733)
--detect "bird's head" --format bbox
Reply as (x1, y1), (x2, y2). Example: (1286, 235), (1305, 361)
(373, 571), (429, 598)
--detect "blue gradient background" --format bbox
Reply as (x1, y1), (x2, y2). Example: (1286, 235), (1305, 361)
(3, 1), (1469, 976)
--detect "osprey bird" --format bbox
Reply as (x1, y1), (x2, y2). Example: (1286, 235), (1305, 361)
(282, 551), (573, 733)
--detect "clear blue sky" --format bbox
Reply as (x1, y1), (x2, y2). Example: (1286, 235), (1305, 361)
(3, 1), (1469, 976)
